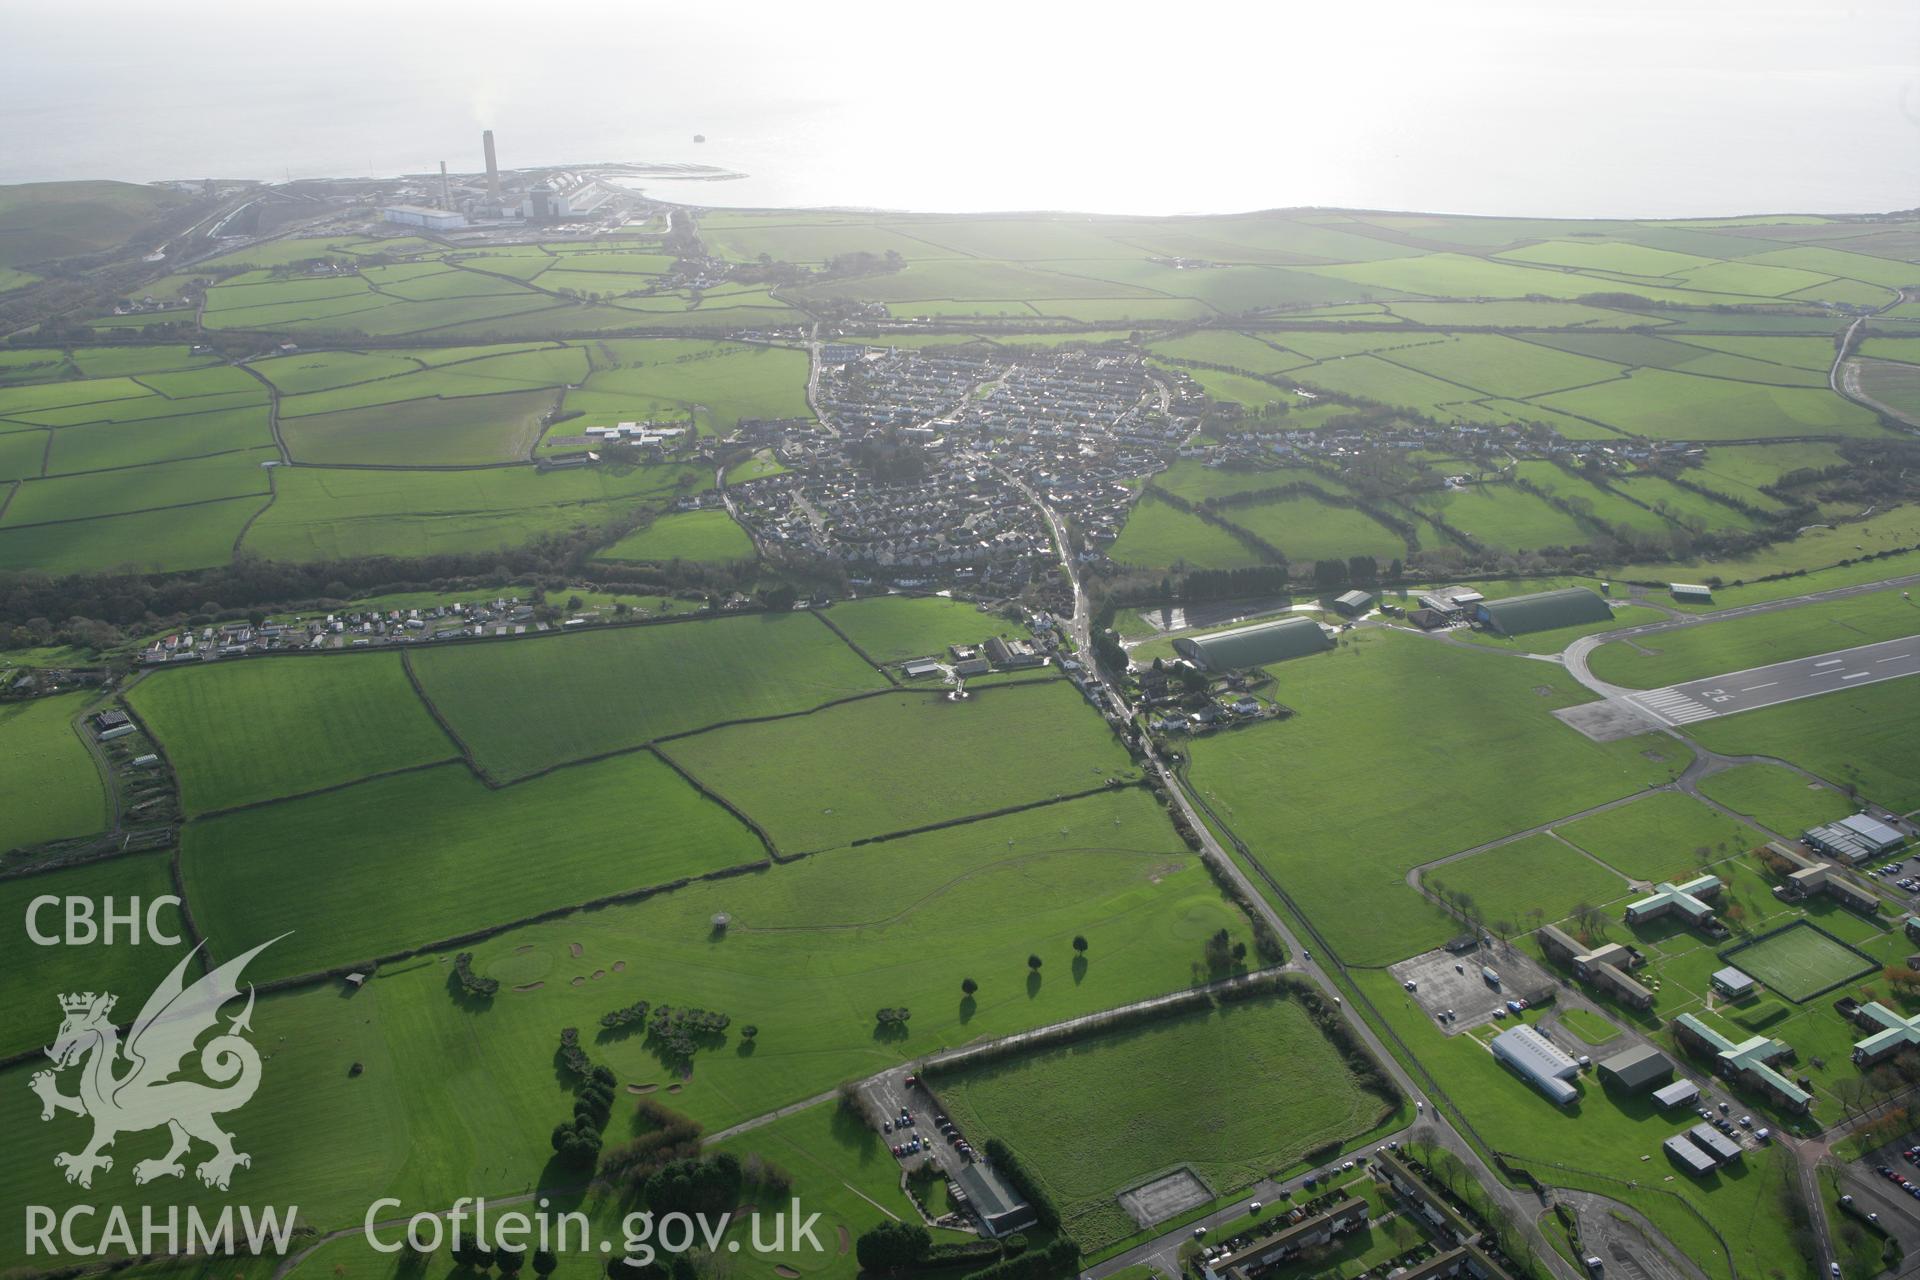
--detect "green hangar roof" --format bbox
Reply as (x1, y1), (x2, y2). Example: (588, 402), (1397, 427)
(1174, 615), (1333, 670)
(1476, 587), (1612, 636)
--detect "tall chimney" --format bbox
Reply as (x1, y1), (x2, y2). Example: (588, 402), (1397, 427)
(483, 130), (500, 201)
(439, 160), (452, 209)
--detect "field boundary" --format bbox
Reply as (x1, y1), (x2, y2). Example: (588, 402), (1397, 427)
(188, 755), (466, 822)
(848, 780), (1148, 850)
(646, 743), (787, 863)
(399, 647), (492, 781)
(807, 605), (899, 683)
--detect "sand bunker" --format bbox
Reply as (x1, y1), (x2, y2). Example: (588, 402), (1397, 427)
(612, 960), (627, 973)
(512, 982), (544, 993)
(626, 1083), (658, 1095)
(569, 942), (584, 958)
(569, 976), (585, 987)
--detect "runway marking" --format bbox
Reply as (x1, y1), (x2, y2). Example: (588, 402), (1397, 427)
(1630, 687), (1718, 725)
(1815, 658), (1843, 667)
(1842, 671), (1871, 680)
(1880, 654), (1914, 663)
(1741, 682), (1777, 691)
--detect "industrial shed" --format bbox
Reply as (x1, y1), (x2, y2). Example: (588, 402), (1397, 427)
(1597, 1044), (1674, 1092)
(1474, 587), (1613, 636)
(1174, 615), (1333, 671)
(1491, 1024), (1580, 1105)
(1333, 589), (1376, 615)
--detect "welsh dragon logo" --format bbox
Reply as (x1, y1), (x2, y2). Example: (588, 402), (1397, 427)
(30, 937), (280, 1191)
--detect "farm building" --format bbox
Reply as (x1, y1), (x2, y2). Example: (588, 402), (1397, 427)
(950, 1163), (1036, 1238)
(1849, 1002), (1920, 1067)
(1598, 1045), (1674, 1092)
(1173, 616), (1333, 671)
(1416, 586), (1484, 617)
(1653, 1078), (1700, 1110)
(1669, 583), (1714, 603)
(1802, 814), (1905, 864)
(901, 658), (944, 679)
(1473, 587), (1612, 636)
(1663, 1134), (1718, 1177)
(1490, 1024), (1579, 1105)
(985, 636), (1046, 669)
(1672, 1013), (1810, 1112)
(1333, 589), (1375, 616)
(1625, 875), (1724, 933)
(1711, 968), (1756, 999)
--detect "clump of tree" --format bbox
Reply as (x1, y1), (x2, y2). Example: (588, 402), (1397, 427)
(1204, 927), (1247, 971)
(854, 1220), (932, 1274)
(646, 1004), (731, 1065)
(599, 1099), (705, 1189)
(552, 1064), (615, 1168)
(875, 1006), (911, 1026)
(599, 999), (651, 1030)
(452, 952), (498, 998)
(557, 1027), (592, 1078)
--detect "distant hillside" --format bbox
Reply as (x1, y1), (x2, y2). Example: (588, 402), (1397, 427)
(0, 180), (190, 270)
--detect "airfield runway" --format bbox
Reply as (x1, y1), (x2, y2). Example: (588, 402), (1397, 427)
(1625, 633), (1920, 727)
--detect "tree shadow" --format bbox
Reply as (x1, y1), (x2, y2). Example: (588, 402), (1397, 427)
(1072, 955), (1088, 985)
(872, 1020), (910, 1044)
(445, 969), (496, 1013)
(958, 995), (977, 1024)
(735, 1038), (757, 1058)
(1026, 970), (1042, 998)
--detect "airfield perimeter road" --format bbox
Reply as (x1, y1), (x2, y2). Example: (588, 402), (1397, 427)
(1010, 481), (1583, 1280)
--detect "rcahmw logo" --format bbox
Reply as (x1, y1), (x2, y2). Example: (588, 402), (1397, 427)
(24, 934), (299, 1258)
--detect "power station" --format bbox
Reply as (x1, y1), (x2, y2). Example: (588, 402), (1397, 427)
(381, 129), (612, 230)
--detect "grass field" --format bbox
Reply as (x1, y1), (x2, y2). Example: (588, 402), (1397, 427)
(1686, 678), (1920, 814)
(181, 751), (768, 982)
(936, 992), (1393, 1253)
(1587, 589), (1920, 688)
(0, 852), (182, 1058)
(821, 594), (1029, 664)
(1109, 496), (1267, 569)
(1214, 492), (1409, 564)
(593, 508), (754, 564)
(1185, 630), (1685, 964)
(1411, 484), (1594, 550)
(278, 390), (555, 466)
(1695, 764), (1855, 838)
(1720, 922), (1875, 1002)
(1423, 833), (1633, 934)
(126, 655), (456, 815)
(1553, 791), (1761, 883)
(1536, 368), (1885, 441)
(410, 612), (890, 780)
(0, 692), (107, 851)
(663, 682), (1137, 852)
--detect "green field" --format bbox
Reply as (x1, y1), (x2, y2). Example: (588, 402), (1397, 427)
(936, 992), (1393, 1253)
(410, 612), (890, 780)
(1214, 492), (1409, 564)
(1695, 764), (1855, 838)
(0, 692), (107, 851)
(1109, 496), (1266, 569)
(1553, 791), (1761, 883)
(1411, 483), (1595, 550)
(1686, 677), (1920, 814)
(664, 682), (1137, 852)
(127, 655), (456, 814)
(1186, 630), (1685, 964)
(278, 390), (556, 466)
(1720, 921), (1875, 1002)
(1587, 589), (1920, 688)
(1537, 368), (1885, 441)
(594, 508), (754, 564)
(821, 593), (1030, 664)
(1423, 833), (1633, 934)
(181, 750), (768, 982)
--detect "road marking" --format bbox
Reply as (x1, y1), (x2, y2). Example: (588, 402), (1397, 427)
(1815, 658), (1843, 667)
(1880, 654), (1914, 663)
(1842, 671), (1872, 681)
(1741, 682), (1777, 691)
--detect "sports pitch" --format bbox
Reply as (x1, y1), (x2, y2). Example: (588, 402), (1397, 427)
(1719, 921), (1876, 1003)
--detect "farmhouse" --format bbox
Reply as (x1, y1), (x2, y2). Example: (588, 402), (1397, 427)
(1202, 1195), (1369, 1279)
(1597, 1045), (1674, 1093)
(1848, 1001), (1920, 1067)
(1490, 1023), (1580, 1105)
(1764, 841), (1880, 915)
(1473, 587), (1612, 636)
(1173, 616), (1334, 671)
(1624, 875), (1725, 935)
(950, 1163), (1037, 1238)
(1672, 1013), (1810, 1112)
(1802, 814), (1905, 865)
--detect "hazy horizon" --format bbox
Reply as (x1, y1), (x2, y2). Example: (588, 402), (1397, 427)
(4, 0), (1918, 219)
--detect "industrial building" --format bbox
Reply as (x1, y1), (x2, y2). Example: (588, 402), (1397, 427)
(1653, 1078), (1700, 1110)
(1710, 967), (1756, 1000)
(522, 173), (611, 220)
(1849, 1001), (1920, 1067)
(1416, 585), (1484, 618)
(1663, 1134), (1718, 1176)
(1669, 583), (1714, 603)
(1473, 586), (1612, 636)
(1597, 1045), (1675, 1092)
(380, 204), (467, 231)
(1624, 875), (1725, 933)
(1333, 589), (1375, 616)
(1687, 1122), (1744, 1165)
(1673, 1013), (1810, 1112)
(950, 1164), (1036, 1238)
(1173, 615), (1334, 671)
(1490, 1024), (1580, 1105)
(1802, 814), (1906, 865)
